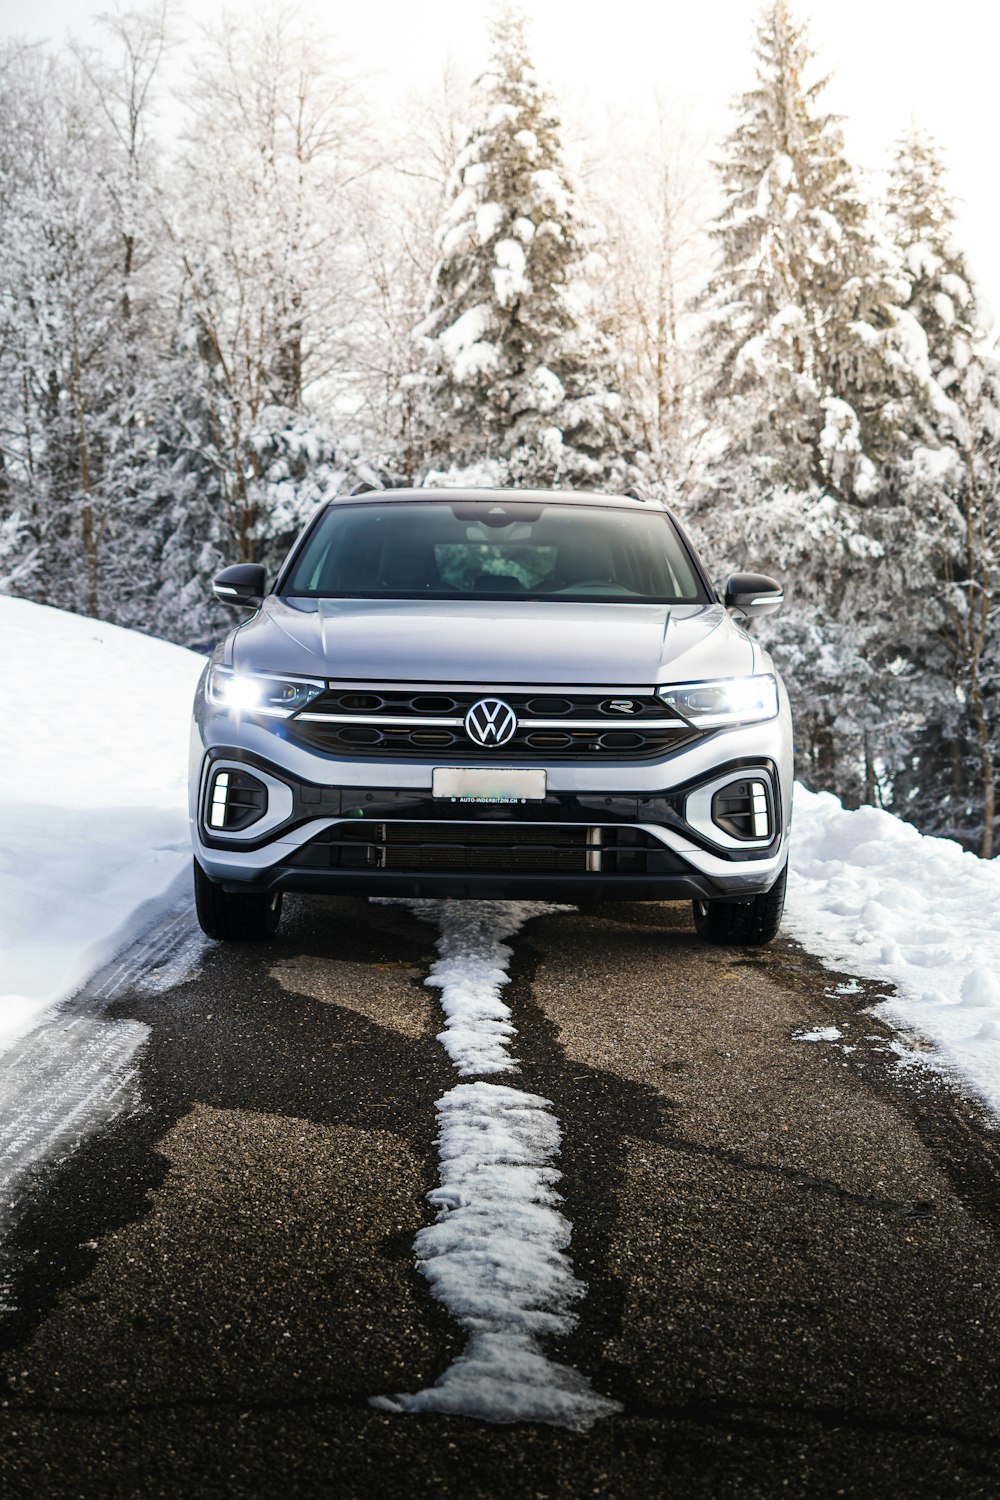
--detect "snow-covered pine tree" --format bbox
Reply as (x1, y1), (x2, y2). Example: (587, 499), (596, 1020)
(411, 8), (635, 489)
(692, 0), (929, 802)
(884, 128), (999, 856)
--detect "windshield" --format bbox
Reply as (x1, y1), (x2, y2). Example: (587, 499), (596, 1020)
(284, 501), (707, 604)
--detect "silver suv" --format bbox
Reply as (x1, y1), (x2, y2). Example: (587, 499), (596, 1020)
(190, 488), (792, 944)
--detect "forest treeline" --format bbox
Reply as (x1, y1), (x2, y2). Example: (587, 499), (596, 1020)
(0, 2), (996, 854)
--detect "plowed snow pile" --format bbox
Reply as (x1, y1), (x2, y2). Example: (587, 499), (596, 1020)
(0, 596), (204, 1051)
(787, 787), (1000, 1110)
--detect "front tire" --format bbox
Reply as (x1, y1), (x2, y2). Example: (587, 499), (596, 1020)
(693, 861), (787, 947)
(193, 859), (283, 942)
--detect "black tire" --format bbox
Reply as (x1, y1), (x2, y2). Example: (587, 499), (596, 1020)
(193, 859), (283, 942)
(692, 861), (787, 947)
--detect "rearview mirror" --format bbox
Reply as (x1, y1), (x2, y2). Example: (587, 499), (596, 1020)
(212, 563), (266, 609)
(724, 572), (783, 618)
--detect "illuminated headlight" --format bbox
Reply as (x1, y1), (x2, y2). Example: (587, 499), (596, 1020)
(658, 674), (779, 728)
(206, 666), (324, 718)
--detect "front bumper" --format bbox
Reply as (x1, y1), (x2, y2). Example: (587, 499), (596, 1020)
(190, 740), (792, 903)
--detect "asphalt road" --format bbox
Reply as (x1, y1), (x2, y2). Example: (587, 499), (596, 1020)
(2, 894), (1000, 1499)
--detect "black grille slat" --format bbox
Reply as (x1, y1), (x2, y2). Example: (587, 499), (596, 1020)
(525, 731), (573, 749)
(384, 846), (584, 872)
(337, 726), (383, 746)
(410, 695), (458, 714)
(338, 693), (384, 712)
(380, 824), (585, 847)
(525, 696), (575, 716)
(359, 821), (588, 873)
(595, 731), (646, 750)
(409, 731), (457, 747)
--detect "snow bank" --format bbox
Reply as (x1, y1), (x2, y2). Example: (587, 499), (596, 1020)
(0, 597), (204, 1052)
(786, 784), (1000, 1109)
(373, 899), (620, 1431)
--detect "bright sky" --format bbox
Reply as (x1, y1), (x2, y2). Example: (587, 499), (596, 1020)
(4, 0), (998, 306)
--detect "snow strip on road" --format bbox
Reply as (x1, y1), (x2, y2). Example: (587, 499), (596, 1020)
(786, 785), (1000, 1112)
(372, 899), (620, 1431)
(388, 897), (561, 1076)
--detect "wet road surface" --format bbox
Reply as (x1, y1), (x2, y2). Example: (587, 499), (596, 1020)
(2, 895), (1000, 1498)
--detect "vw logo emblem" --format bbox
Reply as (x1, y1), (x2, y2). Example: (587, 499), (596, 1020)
(465, 697), (518, 747)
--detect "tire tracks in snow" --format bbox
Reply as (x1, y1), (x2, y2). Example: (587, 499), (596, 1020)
(371, 899), (621, 1431)
(0, 905), (201, 1317)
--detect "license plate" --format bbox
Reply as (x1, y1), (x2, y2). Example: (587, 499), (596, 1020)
(432, 767), (547, 803)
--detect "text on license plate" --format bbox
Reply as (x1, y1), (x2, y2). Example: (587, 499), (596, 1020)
(432, 768), (547, 803)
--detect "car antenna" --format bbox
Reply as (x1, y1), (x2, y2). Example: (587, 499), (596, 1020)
(348, 480), (383, 495)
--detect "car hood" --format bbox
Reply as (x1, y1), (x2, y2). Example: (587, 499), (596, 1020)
(229, 597), (755, 685)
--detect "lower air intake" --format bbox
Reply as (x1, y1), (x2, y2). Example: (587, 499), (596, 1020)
(283, 823), (675, 876)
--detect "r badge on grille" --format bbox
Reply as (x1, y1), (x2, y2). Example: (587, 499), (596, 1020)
(465, 698), (518, 747)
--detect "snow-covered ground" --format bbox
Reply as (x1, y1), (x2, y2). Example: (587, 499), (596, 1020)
(785, 789), (1000, 1110)
(0, 596), (204, 1054)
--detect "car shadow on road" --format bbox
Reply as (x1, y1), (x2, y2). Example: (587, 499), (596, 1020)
(0, 893), (670, 1417)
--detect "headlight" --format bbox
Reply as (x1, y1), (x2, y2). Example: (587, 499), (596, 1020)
(658, 674), (779, 727)
(206, 666), (324, 718)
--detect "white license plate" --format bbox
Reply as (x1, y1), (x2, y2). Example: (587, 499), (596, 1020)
(432, 767), (547, 803)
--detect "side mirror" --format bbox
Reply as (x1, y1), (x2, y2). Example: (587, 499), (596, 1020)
(724, 572), (783, 618)
(212, 563), (266, 609)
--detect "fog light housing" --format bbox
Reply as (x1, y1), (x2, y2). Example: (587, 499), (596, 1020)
(711, 778), (772, 841)
(204, 767), (268, 833)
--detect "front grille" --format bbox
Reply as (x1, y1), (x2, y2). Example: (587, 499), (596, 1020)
(289, 688), (703, 761)
(282, 822), (671, 875)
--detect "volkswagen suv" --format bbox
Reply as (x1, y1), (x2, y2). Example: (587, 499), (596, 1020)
(190, 488), (792, 944)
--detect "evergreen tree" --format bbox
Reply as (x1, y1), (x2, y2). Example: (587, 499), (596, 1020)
(691, 0), (931, 801)
(412, 9), (635, 488)
(885, 128), (999, 855)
